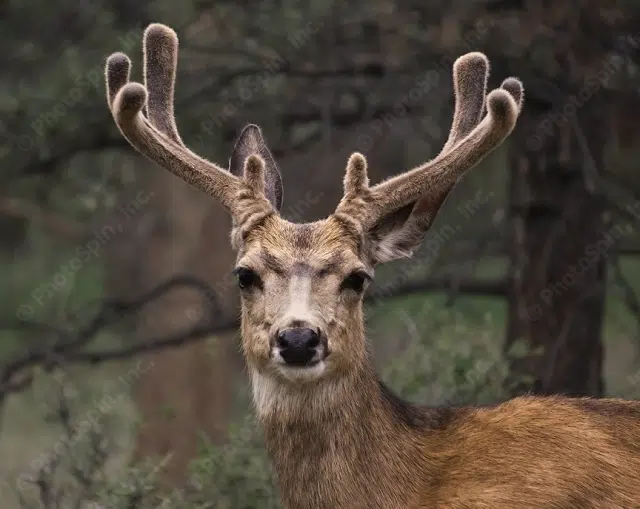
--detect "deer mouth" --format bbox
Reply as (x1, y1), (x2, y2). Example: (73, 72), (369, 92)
(274, 359), (328, 382)
(270, 345), (329, 381)
(273, 349), (327, 369)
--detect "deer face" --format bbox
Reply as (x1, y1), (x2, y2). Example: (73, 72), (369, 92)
(104, 23), (523, 387)
(234, 215), (372, 383)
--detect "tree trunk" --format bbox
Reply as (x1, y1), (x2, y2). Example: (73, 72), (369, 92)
(105, 166), (242, 487)
(506, 95), (610, 397)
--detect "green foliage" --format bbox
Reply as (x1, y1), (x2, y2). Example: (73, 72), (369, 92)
(9, 372), (124, 509)
(179, 420), (279, 509)
(375, 295), (515, 406)
(49, 399), (281, 509)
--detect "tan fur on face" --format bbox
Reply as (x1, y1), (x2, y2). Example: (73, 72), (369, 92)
(238, 215), (369, 384)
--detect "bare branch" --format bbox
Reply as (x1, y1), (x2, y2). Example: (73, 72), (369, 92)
(0, 197), (85, 237)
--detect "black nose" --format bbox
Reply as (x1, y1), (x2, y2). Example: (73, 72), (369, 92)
(276, 328), (320, 366)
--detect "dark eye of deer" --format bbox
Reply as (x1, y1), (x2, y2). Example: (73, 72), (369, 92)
(234, 267), (261, 290)
(341, 271), (369, 292)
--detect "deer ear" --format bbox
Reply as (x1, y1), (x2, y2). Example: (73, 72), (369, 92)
(229, 124), (283, 211)
(367, 198), (436, 264)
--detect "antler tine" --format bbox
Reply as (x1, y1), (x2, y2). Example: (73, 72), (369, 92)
(334, 153), (370, 224)
(143, 24), (182, 144)
(393, 53), (490, 232)
(105, 52), (130, 109)
(359, 55), (521, 229)
(343, 153), (369, 195)
(104, 25), (251, 215)
(441, 52), (489, 153)
(501, 77), (524, 112)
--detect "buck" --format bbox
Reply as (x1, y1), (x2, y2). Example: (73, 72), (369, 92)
(104, 23), (640, 509)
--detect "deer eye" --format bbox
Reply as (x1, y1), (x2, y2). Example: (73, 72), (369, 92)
(233, 267), (262, 290)
(340, 270), (371, 293)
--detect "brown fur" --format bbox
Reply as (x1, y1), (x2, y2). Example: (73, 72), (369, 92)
(240, 220), (640, 509)
(260, 370), (640, 508)
(104, 23), (640, 509)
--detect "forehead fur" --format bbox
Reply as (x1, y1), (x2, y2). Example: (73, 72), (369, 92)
(240, 215), (364, 264)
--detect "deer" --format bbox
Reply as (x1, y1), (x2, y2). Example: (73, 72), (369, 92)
(104, 23), (640, 509)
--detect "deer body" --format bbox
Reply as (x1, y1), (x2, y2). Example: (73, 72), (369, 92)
(255, 364), (640, 508)
(103, 23), (640, 508)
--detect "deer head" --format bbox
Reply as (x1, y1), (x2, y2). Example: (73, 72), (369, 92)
(105, 23), (522, 392)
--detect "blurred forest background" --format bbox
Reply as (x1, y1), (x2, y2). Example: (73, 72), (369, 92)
(2, 0), (640, 507)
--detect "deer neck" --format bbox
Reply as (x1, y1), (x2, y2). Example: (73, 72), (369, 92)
(250, 359), (443, 509)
